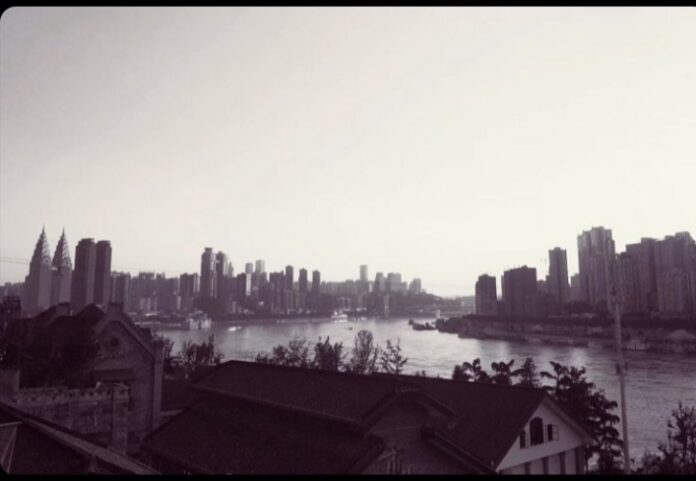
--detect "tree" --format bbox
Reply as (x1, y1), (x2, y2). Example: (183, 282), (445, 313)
(490, 360), (521, 385)
(173, 335), (224, 379)
(255, 337), (311, 368)
(636, 402), (696, 474)
(517, 357), (541, 388)
(452, 364), (472, 382)
(154, 336), (175, 373)
(542, 361), (623, 473)
(347, 330), (380, 375)
(379, 338), (408, 375)
(312, 337), (345, 371)
(461, 358), (491, 383)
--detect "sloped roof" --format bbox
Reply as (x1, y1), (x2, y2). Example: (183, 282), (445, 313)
(30, 227), (52, 267)
(144, 398), (384, 474)
(52, 229), (72, 269)
(144, 360), (573, 473)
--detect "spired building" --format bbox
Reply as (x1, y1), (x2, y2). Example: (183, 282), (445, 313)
(23, 228), (54, 316)
(577, 227), (616, 309)
(50, 229), (72, 306)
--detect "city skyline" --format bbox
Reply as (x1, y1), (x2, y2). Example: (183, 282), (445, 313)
(1, 7), (695, 296)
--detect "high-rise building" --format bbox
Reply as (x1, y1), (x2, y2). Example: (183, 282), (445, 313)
(569, 273), (581, 302)
(179, 273), (200, 298)
(200, 248), (216, 298)
(298, 268), (308, 293)
(255, 260), (265, 275)
(50, 228), (72, 306)
(94, 240), (112, 306)
(311, 270), (321, 295)
(617, 238), (658, 315)
(501, 266), (538, 317)
(245, 262), (253, 275)
(71, 238), (97, 311)
(654, 232), (696, 315)
(386, 273), (402, 293)
(24, 227), (53, 315)
(285, 265), (294, 290)
(475, 274), (497, 315)
(110, 272), (131, 308)
(360, 265), (368, 283)
(547, 247), (569, 305)
(215, 251), (231, 301)
(577, 227), (616, 307)
(374, 273), (385, 293)
(616, 253), (641, 314)
(408, 278), (422, 295)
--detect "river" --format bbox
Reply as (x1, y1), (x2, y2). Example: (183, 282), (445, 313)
(156, 316), (696, 464)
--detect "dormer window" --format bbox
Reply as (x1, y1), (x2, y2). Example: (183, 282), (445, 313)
(547, 424), (559, 441)
(530, 417), (544, 445)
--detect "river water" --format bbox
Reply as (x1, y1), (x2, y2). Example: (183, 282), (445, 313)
(157, 316), (696, 463)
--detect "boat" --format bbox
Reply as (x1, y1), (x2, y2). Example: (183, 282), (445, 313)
(411, 321), (436, 331)
(331, 310), (348, 322)
(227, 326), (242, 332)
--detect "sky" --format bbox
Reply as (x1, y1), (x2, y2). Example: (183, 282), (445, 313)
(1, 7), (695, 296)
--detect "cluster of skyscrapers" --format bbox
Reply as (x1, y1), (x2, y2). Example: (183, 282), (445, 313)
(21, 228), (112, 316)
(475, 227), (696, 320)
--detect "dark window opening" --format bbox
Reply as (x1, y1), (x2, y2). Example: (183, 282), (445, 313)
(530, 417), (544, 445)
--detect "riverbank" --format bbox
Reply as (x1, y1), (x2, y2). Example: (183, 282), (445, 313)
(435, 316), (696, 355)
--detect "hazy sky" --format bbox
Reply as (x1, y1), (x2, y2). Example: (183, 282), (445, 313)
(1, 7), (695, 296)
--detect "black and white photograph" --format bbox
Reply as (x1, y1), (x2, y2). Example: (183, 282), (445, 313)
(0, 5), (695, 475)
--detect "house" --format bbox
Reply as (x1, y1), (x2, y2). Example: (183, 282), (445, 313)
(142, 361), (593, 474)
(0, 302), (164, 454)
(0, 401), (157, 474)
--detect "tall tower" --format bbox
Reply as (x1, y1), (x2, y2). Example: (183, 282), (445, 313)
(285, 265), (294, 290)
(24, 227), (53, 315)
(215, 251), (230, 302)
(577, 227), (616, 307)
(298, 268), (308, 293)
(547, 247), (570, 305)
(311, 270), (321, 295)
(94, 240), (112, 306)
(200, 248), (216, 298)
(51, 228), (72, 305)
(71, 238), (97, 311)
(360, 265), (368, 283)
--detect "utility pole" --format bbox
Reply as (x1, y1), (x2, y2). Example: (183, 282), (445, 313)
(611, 287), (631, 474)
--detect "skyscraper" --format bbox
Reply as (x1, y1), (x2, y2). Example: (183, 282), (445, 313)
(94, 240), (112, 306)
(408, 278), (422, 295)
(285, 265), (294, 290)
(374, 272), (385, 293)
(619, 238), (658, 314)
(577, 227), (616, 308)
(501, 266), (538, 317)
(200, 248), (216, 298)
(547, 247), (569, 305)
(24, 227), (53, 315)
(255, 260), (265, 275)
(311, 270), (321, 295)
(298, 268), (308, 293)
(360, 265), (368, 282)
(215, 251), (231, 302)
(71, 238), (97, 311)
(654, 232), (696, 315)
(51, 228), (72, 306)
(245, 262), (253, 275)
(111, 272), (131, 308)
(475, 274), (497, 315)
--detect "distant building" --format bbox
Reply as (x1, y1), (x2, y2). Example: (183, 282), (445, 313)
(408, 278), (422, 295)
(374, 273), (386, 293)
(386, 273), (402, 293)
(0, 296), (22, 322)
(475, 274), (497, 316)
(215, 251), (231, 302)
(622, 238), (658, 315)
(654, 232), (696, 315)
(501, 266), (538, 317)
(23, 228), (53, 315)
(311, 270), (321, 295)
(546, 248), (569, 306)
(200, 248), (216, 298)
(245, 262), (253, 275)
(298, 268), (308, 294)
(94, 240), (112, 307)
(285, 265), (294, 290)
(616, 253), (641, 314)
(50, 228), (72, 306)
(360, 265), (368, 283)
(577, 227), (615, 308)
(255, 260), (265, 275)
(569, 274), (581, 302)
(142, 361), (592, 474)
(111, 272), (131, 309)
(71, 238), (97, 311)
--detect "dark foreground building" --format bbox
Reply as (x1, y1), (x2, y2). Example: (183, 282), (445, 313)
(143, 361), (592, 475)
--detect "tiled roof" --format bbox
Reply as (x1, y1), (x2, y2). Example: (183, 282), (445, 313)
(144, 398), (384, 474)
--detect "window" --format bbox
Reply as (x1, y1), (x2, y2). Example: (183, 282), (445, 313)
(547, 423), (559, 441)
(530, 417), (544, 445)
(519, 430), (527, 449)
